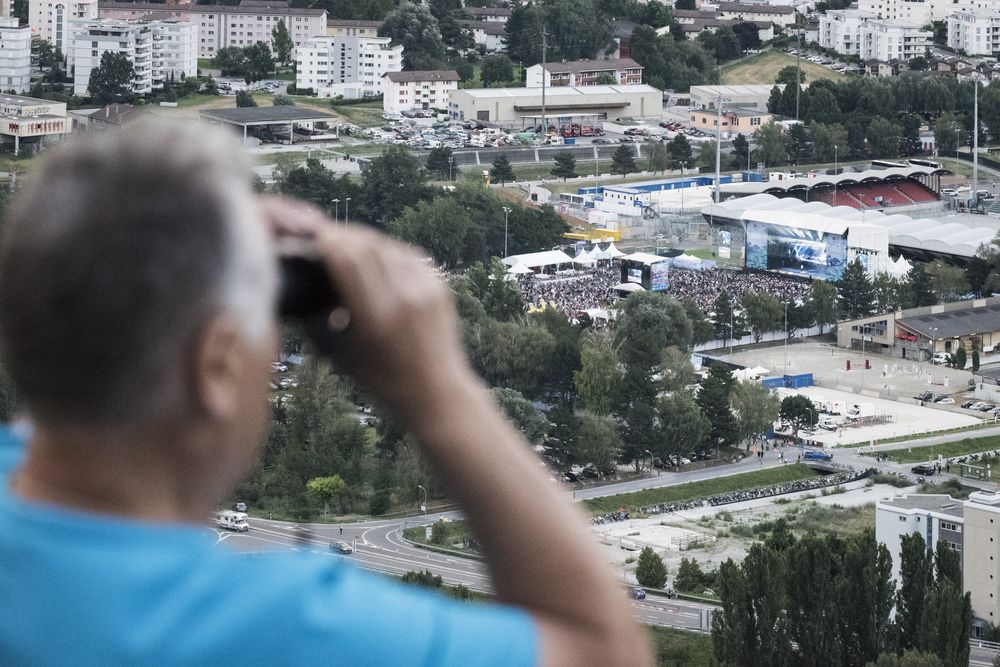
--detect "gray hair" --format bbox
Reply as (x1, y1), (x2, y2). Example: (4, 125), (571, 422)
(0, 120), (276, 428)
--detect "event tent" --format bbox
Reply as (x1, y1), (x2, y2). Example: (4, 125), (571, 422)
(502, 250), (575, 270)
(506, 262), (534, 274)
(603, 242), (626, 258)
(613, 282), (646, 293)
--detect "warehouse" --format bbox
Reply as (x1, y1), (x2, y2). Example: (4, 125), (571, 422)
(447, 84), (662, 127)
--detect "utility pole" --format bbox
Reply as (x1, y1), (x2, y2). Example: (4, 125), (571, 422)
(715, 92), (728, 204)
(974, 79), (979, 207)
(540, 25), (548, 140)
(795, 28), (801, 121)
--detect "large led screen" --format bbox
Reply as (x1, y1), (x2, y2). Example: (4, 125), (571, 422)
(744, 221), (847, 281)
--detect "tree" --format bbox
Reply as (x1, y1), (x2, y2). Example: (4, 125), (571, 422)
(753, 122), (788, 166)
(276, 157), (359, 216)
(973, 349), (981, 372)
(550, 151), (577, 181)
(786, 123), (812, 164)
(839, 529), (896, 664)
(741, 292), (783, 343)
(574, 331), (623, 415)
(611, 143), (637, 176)
(952, 343), (967, 370)
(491, 387), (548, 444)
(480, 54), (514, 86)
(837, 258), (875, 318)
(917, 579), (971, 667)
(645, 140), (670, 173)
(873, 273), (906, 313)
(713, 289), (745, 342)
(674, 557), (707, 593)
(425, 146), (457, 180)
(657, 391), (710, 460)
(675, 0), (695, 8)
(934, 112), (963, 155)
(87, 51), (135, 105)
(908, 56), (929, 71)
(776, 65), (804, 86)
(667, 133), (693, 165)
(213, 46), (247, 77)
(243, 42), (275, 82)
(271, 20), (293, 65)
(489, 153), (515, 186)
(306, 474), (347, 513)
(614, 291), (693, 372)
(660, 345), (694, 392)
(696, 363), (736, 451)
(682, 298), (715, 345)
(388, 196), (473, 268)
(573, 412), (621, 474)
(896, 532), (933, 652)
(926, 260), (969, 302)
(868, 117), (903, 159)
(380, 2), (446, 70)
(732, 133), (750, 170)
(235, 90), (257, 107)
(779, 395), (817, 437)
(787, 534), (842, 666)
(360, 145), (429, 226)
(730, 381), (779, 446)
(907, 263), (936, 307)
(272, 95), (295, 106)
(635, 546), (668, 588)
(696, 140), (718, 171)
(731, 21), (761, 51)
(462, 258), (525, 321)
(869, 651), (944, 667)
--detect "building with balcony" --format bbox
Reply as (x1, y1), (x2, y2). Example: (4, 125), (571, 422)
(820, 9), (931, 60)
(325, 18), (381, 38)
(31, 0), (98, 53)
(716, 2), (797, 27)
(948, 9), (1000, 57)
(98, 0), (327, 58)
(0, 18), (32, 92)
(383, 69), (460, 113)
(858, 0), (989, 25)
(295, 35), (402, 99)
(69, 18), (197, 96)
(525, 58), (643, 88)
(876, 494), (964, 585)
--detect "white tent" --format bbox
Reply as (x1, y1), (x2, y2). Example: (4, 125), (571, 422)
(502, 250), (575, 270)
(885, 255), (913, 279)
(574, 248), (597, 265)
(672, 253), (704, 270)
(591, 245), (612, 261)
(506, 262), (534, 274)
(613, 282), (646, 293)
(748, 366), (771, 377)
(604, 242), (626, 259)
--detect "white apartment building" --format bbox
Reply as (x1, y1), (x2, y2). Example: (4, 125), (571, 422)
(69, 19), (197, 96)
(963, 491), (1000, 633)
(820, 10), (931, 61)
(948, 9), (1000, 57)
(858, 0), (989, 24)
(30, 0), (98, 53)
(295, 35), (402, 99)
(0, 18), (32, 92)
(383, 69), (460, 113)
(875, 494), (965, 585)
(98, 1), (327, 59)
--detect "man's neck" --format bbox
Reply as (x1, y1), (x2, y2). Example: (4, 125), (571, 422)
(10, 427), (219, 524)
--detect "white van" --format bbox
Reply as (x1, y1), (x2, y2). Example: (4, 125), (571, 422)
(216, 510), (250, 532)
(932, 352), (952, 365)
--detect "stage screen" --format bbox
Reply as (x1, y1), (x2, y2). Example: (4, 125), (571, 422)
(744, 221), (847, 280)
(627, 268), (643, 283)
(650, 262), (669, 291)
(711, 220), (746, 270)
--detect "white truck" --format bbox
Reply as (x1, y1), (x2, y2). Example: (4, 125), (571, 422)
(216, 510), (250, 532)
(818, 415), (840, 431)
(845, 402), (875, 421)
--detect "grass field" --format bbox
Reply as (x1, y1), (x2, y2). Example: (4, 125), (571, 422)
(584, 464), (820, 513)
(721, 50), (845, 86)
(328, 100), (384, 127)
(649, 626), (714, 665)
(865, 434), (1000, 464)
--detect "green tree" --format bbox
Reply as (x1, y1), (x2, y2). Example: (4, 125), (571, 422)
(713, 289), (744, 341)
(462, 258), (525, 321)
(614, 291), (693, 371)
(489, 152), (515, 186)
(645, 140), (671, 174)
(306, 474), (347, 513)
(213, 46), (247, 76)
(635, 546), (668, 588)
(272, 94), (295, 106)
(973, 349), (981, 372)
(480, 53), (514, 86)
(657, 391), (710, 460)
(741, 292), (783, 343)
(934, 112), (963, 155)
(779, 395), (817, 437)
(425, 145), (457, 180)
(550, 150), (577, 181)
(276, 157), (359, 216)
(573, 412), (621, 474)
(360, 145), (429, 226)
(611, 143), (637, 176)
(682, 298), (715, 345)
(867, 117), (903, 159)
(952, 343), (967, 370)
(730, 380), (779, 446)
(87, 51), (135, 105)
(837, 258), (875, 318)
(696, 363), (736, 451)
(896, 532), (933, 652)
(243, 42), (275, 82)
(388, 196), (473, 268)
(732, 133), (750, 170)
(235, 90), (257, 107)
(906, 263), (937, 307)
(925, 260), (969, 302)
(754, 122), (788, 166)
(381, 1), (446, 70)
(667, 133), (693, 165)
(776, 65), (804, 86)
(574, 330), (623, 415)
(491, 387), (548, 444)
(809, 122), (848, 162)
(787, 534), (842, 666)
(917, 579), (971, 667)
(675, 557), (707, 594)
(873, 273), (906, 313)
(659, 345), (694, 392)
(271, 20), (294, 65)
(839, 529), (896, 664)
(869, 651), (944, 667)
(696, 139), (718, 171)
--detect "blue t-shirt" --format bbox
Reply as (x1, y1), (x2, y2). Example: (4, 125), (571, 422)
(0, 431), (538, 666)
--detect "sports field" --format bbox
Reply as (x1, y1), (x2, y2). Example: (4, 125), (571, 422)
(720, 50), (846, 86)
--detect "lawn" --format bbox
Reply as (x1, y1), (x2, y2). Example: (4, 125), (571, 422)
(328, 100), (385, 127)
(174, 93), (224, 108)
(649, 626), (714, 665)
(584, 464), (820, 514)
(865, 434), (1000, 464)
(254, 151), (312, 166)
(721, 50), (846, 86)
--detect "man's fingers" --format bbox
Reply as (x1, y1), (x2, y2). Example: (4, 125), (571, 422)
(257, 195), (331, 239)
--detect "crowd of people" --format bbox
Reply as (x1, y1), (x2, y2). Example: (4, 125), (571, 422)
(514, 261), (812, 320)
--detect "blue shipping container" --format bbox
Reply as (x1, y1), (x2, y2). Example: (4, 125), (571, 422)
(563, 138), (575, 145)
(783, 373), (813, 388)
(761, 376), (785, 389)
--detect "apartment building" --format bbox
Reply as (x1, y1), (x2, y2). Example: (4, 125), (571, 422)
(689, 107), (771, 135)
(875, 494), (965, 585)
(98, 1), (327, 58)
(325, 18), (381, 38)
(964, 491), (1000, 633)
(0, 18), (32, 92)
(716, 2), (796, 27)
(463, 20), (504, 51)
(295, 35), (402, 98)
(383, 69), (460, 113)
(858, 0), (989, 24)
(466, 6), (511, 23)
(69, 18), (197, 96)
(525, 58), (643, 88)
(948, 9), (1000, 57)
(31, 0), (98, 53)
(819, 10), (931, 61)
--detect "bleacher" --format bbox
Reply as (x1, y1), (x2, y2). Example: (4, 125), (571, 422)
(892, 179), (940, 204)
(852, 182), (910, 207)
(810, 187), (863, 208)
(773, 177), (941, 210)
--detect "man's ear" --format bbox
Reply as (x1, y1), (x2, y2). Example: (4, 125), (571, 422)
(190, 315), (244, 421)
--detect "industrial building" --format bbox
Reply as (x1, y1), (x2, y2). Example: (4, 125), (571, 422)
(0, 93), (70, 154)
(688, 84), (789, 111)
(446, 84), (662, 126)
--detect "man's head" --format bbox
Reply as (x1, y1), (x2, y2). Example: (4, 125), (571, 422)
(0, 121), (277, 458)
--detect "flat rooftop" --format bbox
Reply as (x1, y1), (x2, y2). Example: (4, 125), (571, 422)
(879, 494), (965, 518)
(455, 84), (661, 99)
(200, 106), (338, 125)
(898, 303), (1000, 339)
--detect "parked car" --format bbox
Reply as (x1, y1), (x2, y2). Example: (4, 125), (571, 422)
(911, 463), (936, 476)
(627, 587), (647, 600)
(941, 188), (958, 196)
(931, 352), (952, 365)
(932, 394), (950, 403)
(936, 397), (955, 405)
(271, 362), (288, 372)
(962, 401), (977, 409)
(978, 403), (996, 412)
(914, 390), (933, 401)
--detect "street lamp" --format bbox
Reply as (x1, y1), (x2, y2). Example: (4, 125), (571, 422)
(417, 485), (427, 514)
(833, 145), (838, 207)
(784, 301), (789, 373)
(644, 449), (655, 475)
(332, 198), (339, 224)
(679, 161), (687, 211)
(502, 206), (511, 258)
(344, 197), (351, 225)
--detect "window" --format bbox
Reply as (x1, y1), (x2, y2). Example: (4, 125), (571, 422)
(899, 516), (906, 522)
(941, 521), (960, 531)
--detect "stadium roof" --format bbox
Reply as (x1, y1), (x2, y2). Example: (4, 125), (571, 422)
(718, 166), (949, 195)
(898, 304), (1000, 339)
(702, 193), (994, 258)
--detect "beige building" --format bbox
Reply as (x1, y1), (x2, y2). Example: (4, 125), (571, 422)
(31, 0), (98, 53)
(448, 84), (662, 126)
(964, 491), (1000, 632)
(716, 2), (797, 27)
(525, 58), (643, 87)
(383, 69), (460, 113)
(325, 18), (381, 38)
(0, 93), (69, 154)
(689, 107), (770, 134)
